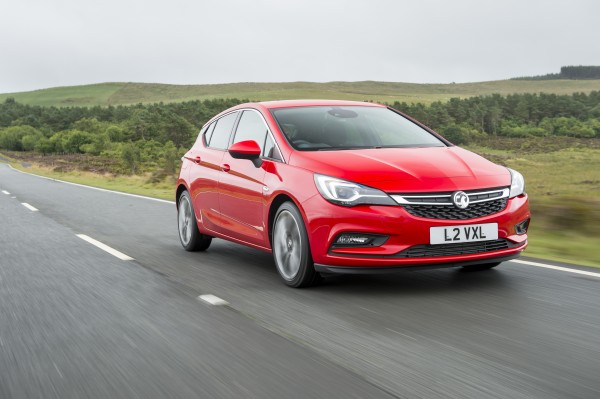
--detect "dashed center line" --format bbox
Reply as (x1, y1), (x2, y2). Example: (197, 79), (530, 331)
(1, 190), (9, 195)
(21, 203), (38, 211)
(198, 295), (229, 306)
(76, 234), (134, 261)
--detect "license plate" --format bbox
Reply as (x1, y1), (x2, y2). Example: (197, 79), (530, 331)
(430, 223), (498, 245)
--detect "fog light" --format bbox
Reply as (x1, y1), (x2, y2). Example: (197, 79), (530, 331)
(332, 233), (388, 248)
(515, 218), (530, 235)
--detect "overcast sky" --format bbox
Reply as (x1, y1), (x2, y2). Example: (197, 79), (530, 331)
(1, 0), (599, 93)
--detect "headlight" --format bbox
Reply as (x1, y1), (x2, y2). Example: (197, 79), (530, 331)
(508, 168), (525, 198)
(314, 174), (396, 207)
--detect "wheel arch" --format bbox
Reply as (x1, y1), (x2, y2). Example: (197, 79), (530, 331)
(268, 193), (303, 248)
(175, 184), (188, 209)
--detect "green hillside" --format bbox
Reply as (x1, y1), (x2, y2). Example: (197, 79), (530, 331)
(2, 79), (600, 107)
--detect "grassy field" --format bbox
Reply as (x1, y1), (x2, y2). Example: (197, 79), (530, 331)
(2, 79), (600, 107)
(3, 144), (599, 268)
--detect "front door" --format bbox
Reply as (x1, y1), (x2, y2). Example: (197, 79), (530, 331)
(218, 109), (274, 247)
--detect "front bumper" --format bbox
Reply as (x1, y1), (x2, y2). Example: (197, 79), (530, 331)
(302, 193), (530, 269)
(315, 252), (523, 274)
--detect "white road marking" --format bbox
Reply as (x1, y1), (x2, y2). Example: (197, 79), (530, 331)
(198, 295), (229, 306)
(514, 259), (600, 278)
(76, 234), (134, 261)
(1, 190), (9, 195)
(6, 164), (174, 204)
(21, 203), (38, 211)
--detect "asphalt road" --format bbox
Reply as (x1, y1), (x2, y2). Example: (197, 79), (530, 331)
(1, 163), (599, 399)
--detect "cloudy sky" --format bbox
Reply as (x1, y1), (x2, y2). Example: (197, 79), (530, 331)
(1, 0), (599, 93)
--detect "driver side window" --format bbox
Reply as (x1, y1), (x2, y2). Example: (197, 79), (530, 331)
(233, 110), (282, 161)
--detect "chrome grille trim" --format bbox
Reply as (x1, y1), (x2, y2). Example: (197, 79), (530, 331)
(391, 187), (510, 220)
(391, 188), (509, 206)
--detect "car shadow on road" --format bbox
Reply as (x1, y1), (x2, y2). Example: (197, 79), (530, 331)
(199, 240), (513, 297)
(316, 267), (513, 296)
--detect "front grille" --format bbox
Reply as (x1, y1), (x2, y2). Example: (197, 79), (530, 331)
(404, 198), (508, 220)
(397, 239), (511, 258)
(391, 188), (509, 220)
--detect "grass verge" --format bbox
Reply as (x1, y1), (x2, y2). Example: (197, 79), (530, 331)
(526, 226), (600, 268)
(4, 160), (175, 201)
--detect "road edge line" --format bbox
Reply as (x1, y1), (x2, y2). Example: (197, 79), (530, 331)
(513, 259), (600, 278)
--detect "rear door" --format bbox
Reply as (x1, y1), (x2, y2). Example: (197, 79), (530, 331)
(188, 111), (238, 233)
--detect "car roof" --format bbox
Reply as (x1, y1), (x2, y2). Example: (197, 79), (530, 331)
(248, 99), (386, 110)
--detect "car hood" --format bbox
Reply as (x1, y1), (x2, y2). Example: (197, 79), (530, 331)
(289, 146), (511, 192)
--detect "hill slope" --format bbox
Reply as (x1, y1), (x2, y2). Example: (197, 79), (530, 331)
(2, 79), (600, 107)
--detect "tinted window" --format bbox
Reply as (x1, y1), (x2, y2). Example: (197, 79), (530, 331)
(203, 122), (216, 145)
(271, 106), (446, 151)
(233, 111), (268, 149)
(208, 112), (238, 150)
(263, 134), (282, 160)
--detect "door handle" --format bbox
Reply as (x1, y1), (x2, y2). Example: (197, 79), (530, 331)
(185, 155), (201, 164)
(221, 164), (230, 172)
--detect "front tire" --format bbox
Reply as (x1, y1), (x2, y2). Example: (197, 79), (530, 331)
(272, 202), (320, 288)
(178, 191), (212, 252)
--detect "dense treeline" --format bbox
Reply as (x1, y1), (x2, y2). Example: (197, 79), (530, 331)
(512, 65), (600, 80)
(0, 98), (245, 173)
(0, 91), (599, 173)
(391, 91), (600, 144)
(560, 66), (600, 79)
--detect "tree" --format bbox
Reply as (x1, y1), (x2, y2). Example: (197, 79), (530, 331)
(105, 125), (125, 142)
(0, 125), (41, 151)
(73, 117), (105, 134)
(62, 130), (94, 153)
(162, 141), (179, 174)
(121, 142), (141, 174)
(34, 137), (54, 154)
(160, 112), (197, 148)
(21, 131), (44, 151)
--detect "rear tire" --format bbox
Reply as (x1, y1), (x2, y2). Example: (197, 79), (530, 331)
(461, 262), (501, 272)
(272, 202), (320, 288)
(178, 191), (212, 252)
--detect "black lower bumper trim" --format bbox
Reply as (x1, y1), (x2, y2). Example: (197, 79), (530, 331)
(314, 253), (522, 275)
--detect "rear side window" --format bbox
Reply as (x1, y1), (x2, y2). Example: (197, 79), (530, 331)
(206, 112), (238, 150)
(203, 122), (216, 145)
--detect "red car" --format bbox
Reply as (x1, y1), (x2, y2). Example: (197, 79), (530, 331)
(176, 100), (529, 287)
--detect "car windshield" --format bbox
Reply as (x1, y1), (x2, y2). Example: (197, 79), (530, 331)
(271, 106), (446, 151)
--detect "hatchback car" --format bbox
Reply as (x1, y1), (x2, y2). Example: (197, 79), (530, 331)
(176, 100), (529, 287)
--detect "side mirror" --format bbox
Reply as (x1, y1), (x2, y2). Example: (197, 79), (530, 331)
(228, 140), (263, 167)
